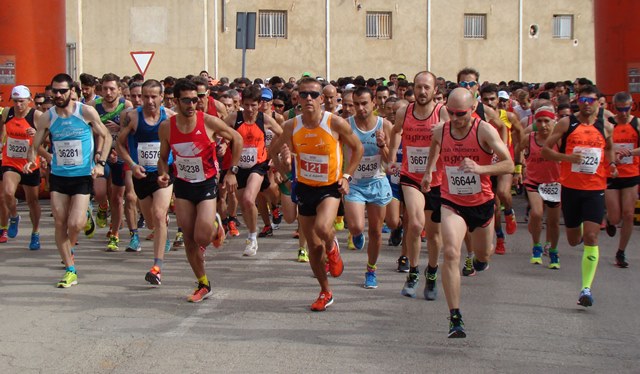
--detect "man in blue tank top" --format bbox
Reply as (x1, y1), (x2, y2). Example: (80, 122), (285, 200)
(23, 73), (112, 289)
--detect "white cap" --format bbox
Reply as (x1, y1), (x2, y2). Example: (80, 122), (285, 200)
(11, 85), (31, 99)
(345, 83), (355, 90)
(498, 91), (510, 101)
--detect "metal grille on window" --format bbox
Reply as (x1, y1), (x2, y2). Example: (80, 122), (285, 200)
(464, 14), (486, 39)
(258, 10), (287, 38)
(366, 12), (392, 39)
(553, 15), (573, 39)
(66, 43), (77, 80)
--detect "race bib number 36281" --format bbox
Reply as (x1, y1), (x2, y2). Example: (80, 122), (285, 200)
(54, 140), (83, 166)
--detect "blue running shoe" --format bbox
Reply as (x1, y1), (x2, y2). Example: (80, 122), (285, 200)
(29, 232), (41, 250)
(165, 239), (171, 253)
(530, 245), (543, 265)
(381, 224), (390, 234)
(352, 233), (365, 251)
(578, 288), (593, 307)
(424, 270), (438, 300)
(126, 233), (141, 252)
(363, 271), (378, 289)
(448, 314), (466, 338)
(8, 215), (20, 238)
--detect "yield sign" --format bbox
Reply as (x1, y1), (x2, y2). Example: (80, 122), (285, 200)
(130, 51), (155, 76)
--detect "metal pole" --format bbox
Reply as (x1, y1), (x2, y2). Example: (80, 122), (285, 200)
(242, 47), (247, 78)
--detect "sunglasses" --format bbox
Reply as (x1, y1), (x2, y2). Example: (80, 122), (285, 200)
(616, 106), (632, 112)
(447, 108), (471, 117)
(52, 88), (70, 95)
(299, 91), (321, 99)
(578, 97), (597, 105)
(35, 101), (45, 105)
(459, 81), (478, 88)
(197, 93), (208, 98)
(274, 103), (285, 108)
(179, 97), (199, 104)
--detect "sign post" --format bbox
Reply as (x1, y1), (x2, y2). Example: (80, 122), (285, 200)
(130, 51), (155, 77)
(236, 12), (256, 78)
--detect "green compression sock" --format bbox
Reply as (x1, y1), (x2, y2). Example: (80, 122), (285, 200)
(582, 245), (599, 289)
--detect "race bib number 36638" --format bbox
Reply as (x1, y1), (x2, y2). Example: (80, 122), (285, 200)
(299, 153), (329, 182)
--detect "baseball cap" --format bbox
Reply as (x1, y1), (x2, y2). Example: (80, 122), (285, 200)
(397, 73), (407, 80)
(11, 85), (31, 100)
(345, 83), (355, 90)
(498, 91), (510, 101)
(261, 87), (273, 101)
(302, 72), (312, 78)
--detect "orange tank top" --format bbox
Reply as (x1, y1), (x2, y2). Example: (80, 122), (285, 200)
(292, 112), (342, 186)
(234, 111), (268, 169)
(609, 116), (639, 178)
(400, 102), (444, 186)
(2, 108), (39, 170)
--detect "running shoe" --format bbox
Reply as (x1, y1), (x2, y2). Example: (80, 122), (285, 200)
(605, 221), (617, 237)
(494, 237), (506, 255)
(310, 291), (334, 311)
(164, 239), (171, 253)
(462, 256), (476, 276)
(173, 231), (184, 249)
(243, 239), (258, 257)
(530, 245), (543, 265)
(228, 220), (240, 237)
(145, 266), (162, 285)
(0, 229), (7, 243)
(137, 213), (145, 229)
(212, 213), (226, 248)
(577, 287), (593, 307)
(96, 206), (108, 228)
(258, 225), (273, 238)
(347, 233), (356, 250)
(363, 270), (378, 289)
(230, 216), (242, 227)
(126, 232), (141, 252)
(57, 271), (78, 288)
(326, 238), (344, 277)
(8, 215), (20, 238)
(397, 256), (410, 273)
(381, 224), (390, 234)
(106, 235), (120, 252)
(188, 282), (213, 303)
(543, 242), (551, 257)
(29, 232), (41, 250)
(505, 212), (517, 235)
(334, 217), (345, 231)
(448, 313), (466, 338)
(83, 210), (95, 238)
(272, 207), (282, 225)
(420, 229), (426, 243)
(473, 258), (489, 272)
(548, 251), (560, 269)
(352, 232), (365, 251)
(389, 227), (403, 246)
(297, 247), (309, 262)
(401, 272), (419, 298)
(615, 250), (628, 268)
(424, 270), (438, 300)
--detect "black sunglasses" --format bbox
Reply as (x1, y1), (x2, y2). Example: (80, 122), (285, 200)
(274, 103), (285, 108)
(179, 97), (199, 104)
(52, 88), (70, 95)
(299, 91), (321, 99)
(447, 108), (471, 117)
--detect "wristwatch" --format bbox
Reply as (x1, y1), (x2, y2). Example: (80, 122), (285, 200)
(230, 165), (240, 175)
(342, 173), (353, 183)
(96, 160), (106, 167)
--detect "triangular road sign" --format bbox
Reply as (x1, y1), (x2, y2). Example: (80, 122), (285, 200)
(130, 51), (155, 77)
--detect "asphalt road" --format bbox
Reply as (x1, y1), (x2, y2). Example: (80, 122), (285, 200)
(0, 197), (638, 373)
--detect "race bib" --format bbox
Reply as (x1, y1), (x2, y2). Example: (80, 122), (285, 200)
(390, 161), (401, 184)
(239, 147), (258, 168)
(538, 182), (561, 203)
(54, 140), (83, 166)
(354, 155), (381, 180)
(407, 146), (429, 173)
(6, 137), (29, 159)
(571, 147), (601, 174)
(614, 143), (634, 165)
(265, 129), (274, 148)
(299, 153), (328, 182)
(175, 156), (205, 182)
(137, 142), (160, 167)
(446, 166), (481, 195)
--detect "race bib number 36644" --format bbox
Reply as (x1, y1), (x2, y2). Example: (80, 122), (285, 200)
(446, 166), (480, 195)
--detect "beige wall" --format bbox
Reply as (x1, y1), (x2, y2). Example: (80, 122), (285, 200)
(66, 0), (595, 83)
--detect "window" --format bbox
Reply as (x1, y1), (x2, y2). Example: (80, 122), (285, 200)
(366, 12), (392, 39)
(258, 10), (287, 38)
(464, 14), (486, 39)
(66, 43), (77, 80)
(553, 15), (573, 39)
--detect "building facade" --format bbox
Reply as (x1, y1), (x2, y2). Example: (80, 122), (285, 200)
(65, 0), (595, 83)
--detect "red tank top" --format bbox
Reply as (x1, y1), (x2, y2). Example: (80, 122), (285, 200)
(234, 111), (267, 169)
(206, 97), (219, 118)
(610, 117), (639, 178)
(524, 132), (560, 185)
(2, 108), (39, 170)
(559, 112), (607, 190)
(400, 102), (444, 186)
(440, 119), (494, 206)
(170, 111), (218, 183)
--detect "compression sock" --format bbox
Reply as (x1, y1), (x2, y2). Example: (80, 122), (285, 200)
(198, 275), (209, 286)
(581, 245), (599, 289)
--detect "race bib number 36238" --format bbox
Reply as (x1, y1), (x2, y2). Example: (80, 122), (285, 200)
(175, 156), (205, 182)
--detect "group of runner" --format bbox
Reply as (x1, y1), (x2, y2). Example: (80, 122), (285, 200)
(0, 67), (636, 339)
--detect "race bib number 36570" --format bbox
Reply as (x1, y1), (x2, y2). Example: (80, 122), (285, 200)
(137, 142), (160, 167)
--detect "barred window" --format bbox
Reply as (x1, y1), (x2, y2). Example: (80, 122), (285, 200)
(258, 10), (287, 38)
(464, 14), (486, 39)
(553, 15), (573, 39)
(366, 12), (392, 39)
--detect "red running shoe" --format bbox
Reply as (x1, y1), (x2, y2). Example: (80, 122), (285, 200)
(326, 238), (344, 277)
(310, 291), (334, 311)
(505, 213), (517, 235)
(494, 237), (506, 255)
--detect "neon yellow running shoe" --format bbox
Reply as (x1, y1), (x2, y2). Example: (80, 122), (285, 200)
(347, 233), (356, 250)
(106, 235), (120, 252)
(297, 247), (309, 262)
(57, 271), (78, 288)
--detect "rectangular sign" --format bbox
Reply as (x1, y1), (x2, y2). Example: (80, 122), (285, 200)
(0, 55), (16, 85)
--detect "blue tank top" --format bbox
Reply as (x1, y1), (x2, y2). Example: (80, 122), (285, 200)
(49, 102), (95, 177)
(347, 116), (385, 182)
(129, 106), (171, 172)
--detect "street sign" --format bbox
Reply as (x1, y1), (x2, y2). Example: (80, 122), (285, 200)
(130, 51), (155, 77)
(236, 12), (256, 78)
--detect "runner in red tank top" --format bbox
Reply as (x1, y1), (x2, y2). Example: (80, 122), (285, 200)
(424, 88), (513, 338)
(157, 78), (242, 303)
(388, 71), (449, 301)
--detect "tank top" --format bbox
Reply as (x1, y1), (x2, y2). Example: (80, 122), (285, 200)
(440, 119), (494, 206)
(234, 111), (267, 169)
(524, 132), (560, 185)
(170, 111), (217, 183)
(400, 102), (444, 186)
(49, 102), (95, 177)
(2, 108), (39, 170)
(609, 116), (639, 178)
(206, 97), (220, 118)
(129, 106), (169, 172)
(96, 97), (127, 163)
(346, 116), (385, 182)
(559, 109), (607, 190)
(292, 111), (342, 187)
